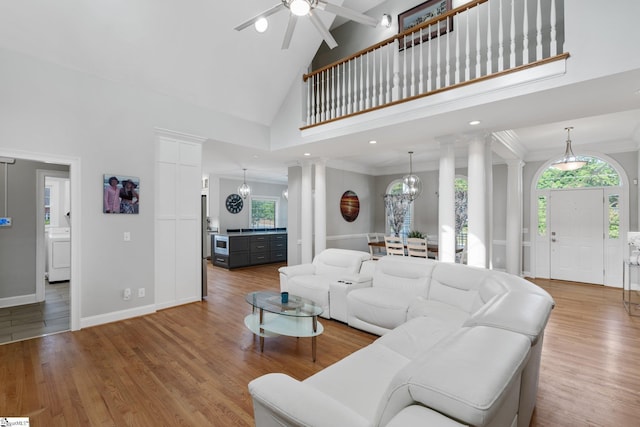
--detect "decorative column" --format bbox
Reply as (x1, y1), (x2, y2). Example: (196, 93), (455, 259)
(506, 159), (524, 275)
(301, 161), (313, 264)
(314, 160), (327, 254)
(467, 135), (488, 268)
(438, 139), (456, 263)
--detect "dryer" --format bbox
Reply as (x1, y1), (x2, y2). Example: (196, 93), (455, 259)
(46, 227), (70, 282)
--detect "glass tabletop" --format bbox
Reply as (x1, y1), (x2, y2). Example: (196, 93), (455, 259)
(245, 291), (323, 317)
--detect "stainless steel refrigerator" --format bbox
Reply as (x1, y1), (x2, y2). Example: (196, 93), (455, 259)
(201, 194), (208, 299)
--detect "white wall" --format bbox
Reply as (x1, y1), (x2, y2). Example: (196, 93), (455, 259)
(0, 46), (269, 322)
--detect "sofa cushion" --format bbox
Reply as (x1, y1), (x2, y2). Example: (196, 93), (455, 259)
(386, 405), (468, 427)
(407, 297), (472, 328)
(372, 256), (434, 295)
(348, 288), (415, 331)
(375, 316), (457, 360)
(304, 342), (411, 422)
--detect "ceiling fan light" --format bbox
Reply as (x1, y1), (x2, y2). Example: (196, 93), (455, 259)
(381, 14), (392, 28)
(254, 17), (268, 33)
(290, 0), (311, 16)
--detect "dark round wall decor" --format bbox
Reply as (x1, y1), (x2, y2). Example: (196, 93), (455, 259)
(340, 190), (360, 222)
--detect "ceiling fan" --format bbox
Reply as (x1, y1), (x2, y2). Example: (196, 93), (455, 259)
(234, 0), (378, 50)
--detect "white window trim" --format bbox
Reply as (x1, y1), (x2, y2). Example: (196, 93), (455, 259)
(249, 195), (280, 228)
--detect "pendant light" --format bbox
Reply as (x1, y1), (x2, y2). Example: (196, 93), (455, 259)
(551, 127), (586, 171)
(402, 151), (422, 201)
(238, 168), (251, 199)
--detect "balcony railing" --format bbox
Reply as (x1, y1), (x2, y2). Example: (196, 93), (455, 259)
(302, 0), (567, 129)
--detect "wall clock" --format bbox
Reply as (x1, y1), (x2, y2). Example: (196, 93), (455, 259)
(226, 193), (243, 214)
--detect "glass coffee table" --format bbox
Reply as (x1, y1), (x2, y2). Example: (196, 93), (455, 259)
(245, 291), (324, 362)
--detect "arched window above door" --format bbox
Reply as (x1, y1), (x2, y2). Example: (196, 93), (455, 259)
(536, 156), (620, 189)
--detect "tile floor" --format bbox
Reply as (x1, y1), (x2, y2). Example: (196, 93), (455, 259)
(0, 281), (70, 344)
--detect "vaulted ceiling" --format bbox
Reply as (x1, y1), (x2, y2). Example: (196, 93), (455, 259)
(2, 1), (639, 183)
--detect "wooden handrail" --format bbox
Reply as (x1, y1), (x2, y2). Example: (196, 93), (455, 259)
(303, 0), (489, 82)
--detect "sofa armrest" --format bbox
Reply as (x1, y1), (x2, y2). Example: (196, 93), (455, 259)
(339, 274), (373, 285)
(279, 264), (316, 292)
(278, 264), (316, 278)
(249, 373), (370, 427)
(329, 276), (373, 323)
(463, 292), (554, 344)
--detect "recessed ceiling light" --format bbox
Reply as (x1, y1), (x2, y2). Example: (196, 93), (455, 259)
(469, 120), (481, 126)
(369, 140), (377, 144)
(254, 17), (268, 33)
(303, 152), (311, 156)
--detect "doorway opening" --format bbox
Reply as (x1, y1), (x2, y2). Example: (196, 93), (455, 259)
(0, 154), (77, 344)
(532, 154), (627, 286)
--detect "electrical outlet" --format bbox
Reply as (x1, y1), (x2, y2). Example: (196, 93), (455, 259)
(124, 231), (131, 241)
(138, 288), (145, 298)
(123, 288), (131, 300)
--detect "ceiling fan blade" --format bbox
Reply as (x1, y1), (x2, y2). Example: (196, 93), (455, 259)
(318, 1), (378, 27)
(234, 3), (285, 31)
(308, 11), (338, 49)
(281, 14), (298, 50)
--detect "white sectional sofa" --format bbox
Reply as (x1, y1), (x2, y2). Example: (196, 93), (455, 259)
(252, 254), (554, 427)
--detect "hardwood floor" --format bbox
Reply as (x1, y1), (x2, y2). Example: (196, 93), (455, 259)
(0, 281), (70, 344)
(1, 264), (639, 426)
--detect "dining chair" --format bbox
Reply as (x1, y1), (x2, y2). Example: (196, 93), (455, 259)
(406, 237), (428, 258)
(426, 234), (438, 259)
(367, 233), (386, 260)
(384, 235), (405, 256)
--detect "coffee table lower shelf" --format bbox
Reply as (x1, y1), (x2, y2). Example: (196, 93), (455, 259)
(244, 312), (324, 361)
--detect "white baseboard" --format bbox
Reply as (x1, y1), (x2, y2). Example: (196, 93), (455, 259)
(81, 304), (156, 329)
(0, 293), (40, 308)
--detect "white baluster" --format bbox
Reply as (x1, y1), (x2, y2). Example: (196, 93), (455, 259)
(411, 33), (416, 96)
(378, 46), (384, 105)
(320, 70), (326, 122)
(536, 0), (542, 60)
(445, 18), (451, 87)
(523, 0), (529, 64)
(476, 6), (481, 78)
(498, 0), (504, 72)
(510, 0), (516, 68)
(487, 0), (493, 74)
(550, 0), (557, 56)
(365, 53), (371, 110)
(465, 10), (470, 82)
(419, 28), (424, 94)
(427, 24), (432, 92)
(402, 35), (408, 98)
(455, 12), (461, 84)
(330, 67), (335, 119)
(387, 43), (392, 103)
(342, 62), (346, 117)
(371, 50), (376, 108)
(359, 55), (365, 111)
(436, 25), (442, 89)
(393, 39), (400, 100)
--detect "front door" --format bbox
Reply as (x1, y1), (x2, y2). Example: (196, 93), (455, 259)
(549, 188), (604, 285)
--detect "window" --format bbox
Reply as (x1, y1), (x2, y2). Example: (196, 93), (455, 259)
(537, 195), (548, 236)
(250, 196), (278, 228)
(609, 194), (619, 239)
(385, 179), (412, 242)
(537, 156), (620, 189)
(455, 177), (468, 247)
(44, 186), (51, 226)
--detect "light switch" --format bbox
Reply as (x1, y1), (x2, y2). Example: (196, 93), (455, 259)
(124, 231), (131, 241)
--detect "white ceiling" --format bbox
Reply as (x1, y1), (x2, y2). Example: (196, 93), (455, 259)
(2, 1), (639, 184)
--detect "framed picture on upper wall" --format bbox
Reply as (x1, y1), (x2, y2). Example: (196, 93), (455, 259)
(398, 0), (453, 49)
(103, 174), (140, 214)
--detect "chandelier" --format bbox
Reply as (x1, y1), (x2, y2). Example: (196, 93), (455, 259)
(551, 127), (586, 171)
(238, 168), (251, 199)
(402, 151), (422, 201)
